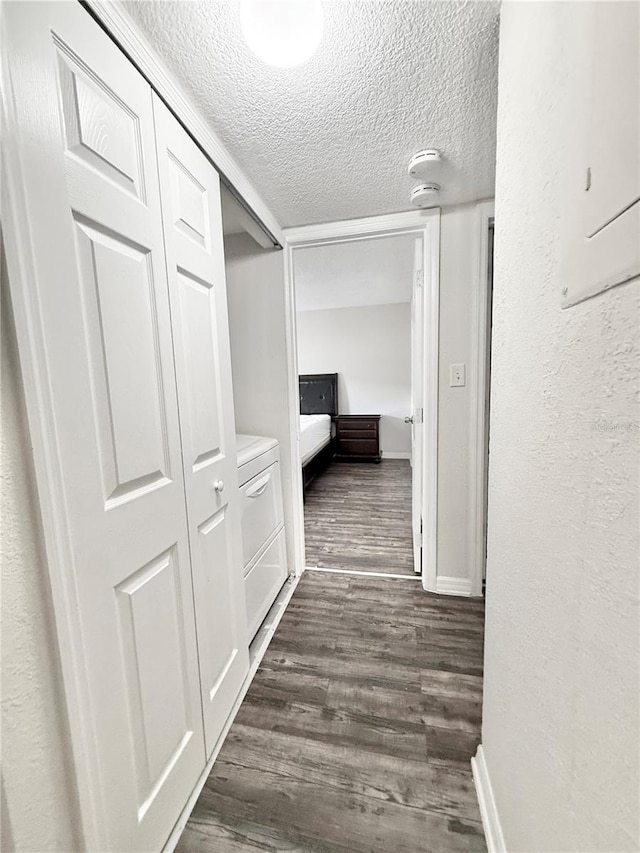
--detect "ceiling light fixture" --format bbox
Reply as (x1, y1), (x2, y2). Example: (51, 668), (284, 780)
(240, 0), (324, 69)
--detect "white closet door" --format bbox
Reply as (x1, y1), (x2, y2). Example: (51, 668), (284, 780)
(153, 96), (250, 755)
(3, 4), (205, 850)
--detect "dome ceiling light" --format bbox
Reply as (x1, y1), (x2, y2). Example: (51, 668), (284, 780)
(240, 0), (324, 69)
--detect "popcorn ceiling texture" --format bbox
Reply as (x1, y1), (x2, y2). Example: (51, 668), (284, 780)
(124, 0), (499, 227)
(483, 3), (639, 851)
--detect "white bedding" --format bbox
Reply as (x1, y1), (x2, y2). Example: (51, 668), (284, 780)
(300, 414), (331, 466)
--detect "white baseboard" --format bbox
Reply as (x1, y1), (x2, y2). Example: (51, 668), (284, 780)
(435, 575), (473, 596)
(471, 745), (507, 853)
(381, 451), (411, 460)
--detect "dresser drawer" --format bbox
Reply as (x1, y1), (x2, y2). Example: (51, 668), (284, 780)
(239, 461), (283, 570)
(244, 529), (287, 640)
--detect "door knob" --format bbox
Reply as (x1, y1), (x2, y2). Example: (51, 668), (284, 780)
(213, 480), (225, 492)
(404, 416), (414, 424)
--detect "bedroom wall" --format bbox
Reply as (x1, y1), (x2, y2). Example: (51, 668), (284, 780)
(224, 233), (298, 574)
(296, 302), (412, 456)
(480, 2), (640, 850)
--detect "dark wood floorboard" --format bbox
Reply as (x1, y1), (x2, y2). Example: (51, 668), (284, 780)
(304, 460), (415, 576)
(177, 571), (486, 853)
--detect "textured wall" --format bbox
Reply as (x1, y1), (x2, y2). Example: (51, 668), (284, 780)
(1, 252), (80, 851)
(297, 302), (412, 455)
(482, 3), (640, 851)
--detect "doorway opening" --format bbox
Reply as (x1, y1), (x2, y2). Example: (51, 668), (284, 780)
(286, 213), (440, 587)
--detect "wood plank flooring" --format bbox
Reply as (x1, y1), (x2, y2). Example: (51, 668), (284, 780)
(176, 571), (486, 853)
(304, 460), (415, 576)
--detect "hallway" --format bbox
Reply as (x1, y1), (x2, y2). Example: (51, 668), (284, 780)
(304, 460), (415, 576)
(177, 570), (486, 852)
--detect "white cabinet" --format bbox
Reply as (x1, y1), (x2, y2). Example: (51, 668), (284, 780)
(2, 3), (249, 850)
(237, 435), (288, 639)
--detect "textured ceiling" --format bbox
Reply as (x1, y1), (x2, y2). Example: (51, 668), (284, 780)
(294, 234), (415, 311)
(124, 0), (500, 228)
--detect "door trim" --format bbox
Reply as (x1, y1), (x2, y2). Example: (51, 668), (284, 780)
(468, 201), (495, 596)
(284, 209), (441, 591)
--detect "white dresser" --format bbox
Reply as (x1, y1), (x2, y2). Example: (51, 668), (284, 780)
(236, 434), (288, 640)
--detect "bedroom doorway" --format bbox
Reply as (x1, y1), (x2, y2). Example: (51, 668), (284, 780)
(285, 212), (440, 587)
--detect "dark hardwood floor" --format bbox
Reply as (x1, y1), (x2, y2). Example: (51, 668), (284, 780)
(177, 571), (486, 853)
(304, 460), (415, 576)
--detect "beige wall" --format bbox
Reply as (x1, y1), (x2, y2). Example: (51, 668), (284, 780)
(482, 3), (640, 850)
(297, 302), (412, 455)
(1, 248), (80, 851)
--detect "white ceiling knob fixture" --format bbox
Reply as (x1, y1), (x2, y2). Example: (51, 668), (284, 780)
(410, 183), (440, 208)
(240, 0), (324, 69)
(408, 149), (442, 178)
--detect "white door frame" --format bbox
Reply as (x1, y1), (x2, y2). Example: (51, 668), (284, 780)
(284, 209), (441, 591)
(468, 201), (495, 596)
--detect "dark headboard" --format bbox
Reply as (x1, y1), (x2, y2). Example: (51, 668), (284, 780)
(299, 373), (338, 417)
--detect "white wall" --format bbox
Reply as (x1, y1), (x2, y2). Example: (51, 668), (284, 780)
(1, 251), (80, 852)
(481, 3), (640, 851)
(297, 302), (412, 456)
(437, 203), (485, 583)
(225, 233), (298, 573)
(294, 235), (415, 311)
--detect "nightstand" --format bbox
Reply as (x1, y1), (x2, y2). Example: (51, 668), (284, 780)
(334, 415), (381, 463)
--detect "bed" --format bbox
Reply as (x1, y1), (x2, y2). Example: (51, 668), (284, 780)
(299, 373), (338, 498)
(300, 414), (332, 466)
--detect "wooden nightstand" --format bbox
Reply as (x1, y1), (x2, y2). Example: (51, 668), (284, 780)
(334, 415), (381, 463)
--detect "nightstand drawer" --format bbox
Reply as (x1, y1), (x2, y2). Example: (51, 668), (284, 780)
(339, 438), (379, 455)
(338, 420), (378, 432)
(337, 428), (376, 440)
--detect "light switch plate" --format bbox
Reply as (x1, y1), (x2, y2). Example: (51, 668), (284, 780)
(450, 363), (466, 387)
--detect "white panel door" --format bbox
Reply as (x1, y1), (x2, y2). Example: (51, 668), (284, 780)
(410, 238), (425, 574)
(152, 95), (250, 756)
(2, 4), (206, 850)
